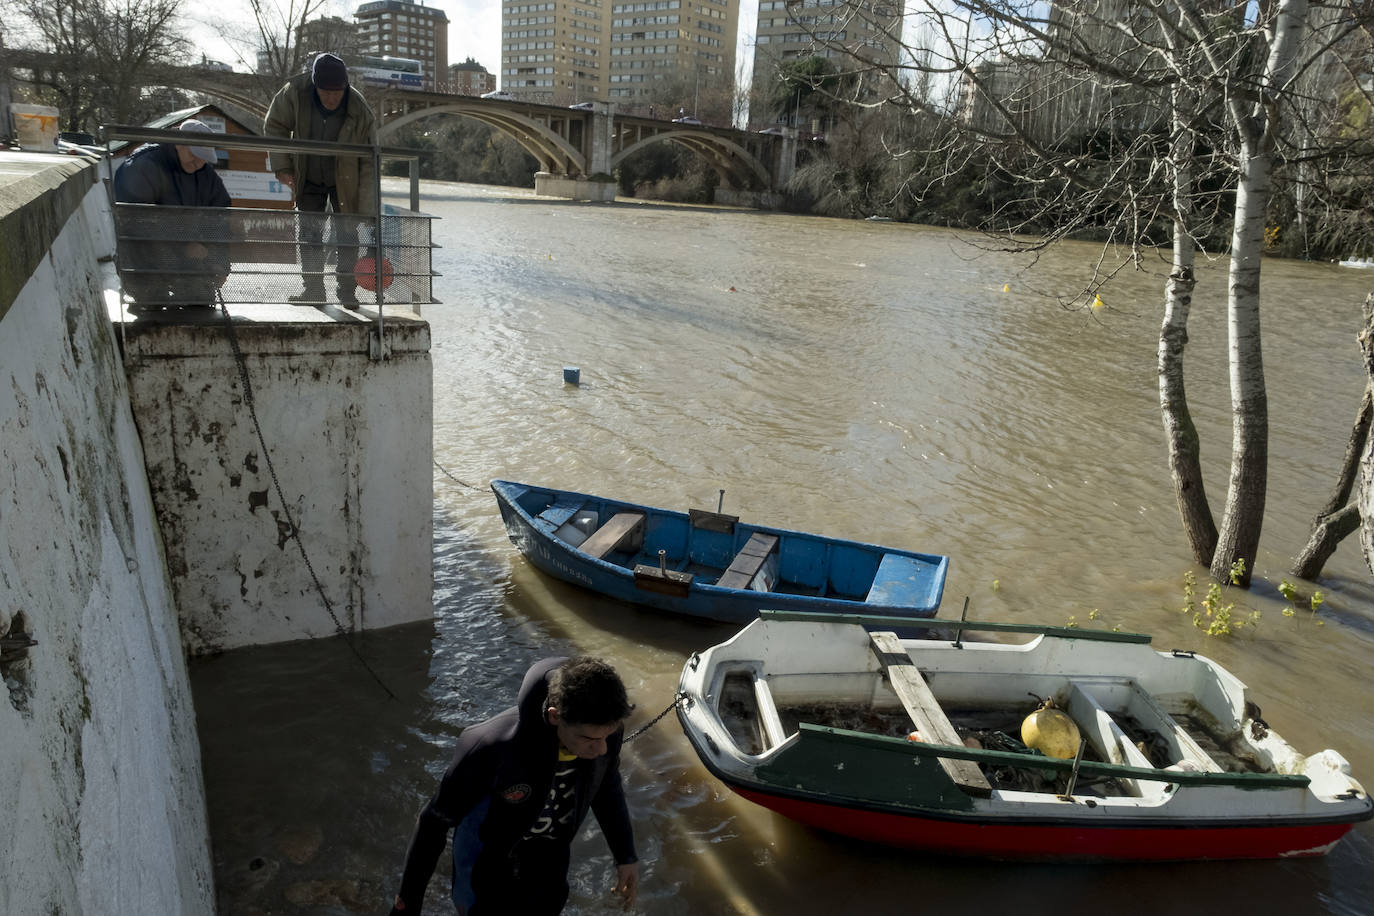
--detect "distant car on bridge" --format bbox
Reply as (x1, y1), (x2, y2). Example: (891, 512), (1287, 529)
(672, 115), (703, 126)
(568, 101), (596, 110)
(756, 126), (786, 135)
(482, 89), (515, 101)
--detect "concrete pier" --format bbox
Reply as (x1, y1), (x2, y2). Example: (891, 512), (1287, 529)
(118, 305), (434, 653)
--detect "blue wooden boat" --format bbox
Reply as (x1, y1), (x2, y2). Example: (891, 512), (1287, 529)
(491, 479), (949, 624)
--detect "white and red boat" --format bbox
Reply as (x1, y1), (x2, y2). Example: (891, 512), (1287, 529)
(676, 610), (1372, 861)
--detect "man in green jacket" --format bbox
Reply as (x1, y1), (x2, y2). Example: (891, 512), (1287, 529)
(263, 53), (377, 306)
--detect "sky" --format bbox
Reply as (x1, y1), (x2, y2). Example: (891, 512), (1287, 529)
(184, 0), (757, 91)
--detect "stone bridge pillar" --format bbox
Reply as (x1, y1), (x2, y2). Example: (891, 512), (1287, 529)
(535, 101), (618, 200)
(775, 127), (798, 187)
(589, 101), (615, 176)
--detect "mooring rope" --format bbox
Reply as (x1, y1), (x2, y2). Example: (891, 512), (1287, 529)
(625, 692), (687, 742)
(433, 458), (483, 491)
(217, 293), (396, 700)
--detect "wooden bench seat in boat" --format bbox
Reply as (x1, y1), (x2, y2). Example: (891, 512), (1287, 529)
(633, 561), (694, 597)
(688, 508), (738, 534)
(865, 553), (942, 608)
(579, 511), (645, 560)
(1068, 678), (1222, 773)
(534, 497), (585, 534)
(715, 533), (779, 590)
(869, 631), (993, 797)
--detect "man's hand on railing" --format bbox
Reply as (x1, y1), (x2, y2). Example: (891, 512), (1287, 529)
(275, 170), (296, 192)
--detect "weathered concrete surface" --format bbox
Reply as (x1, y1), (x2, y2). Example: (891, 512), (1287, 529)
(0, 155), (214, 914)
(120, 312), (434, 653)
(713, 188), (786, 210)
(534, 171), (618, 202)
(0, 152), (94, 321)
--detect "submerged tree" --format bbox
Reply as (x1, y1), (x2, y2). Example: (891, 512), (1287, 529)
(792, 0), (1374, 584)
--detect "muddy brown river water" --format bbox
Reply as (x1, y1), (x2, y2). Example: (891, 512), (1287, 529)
(193, 181), (1374, 915)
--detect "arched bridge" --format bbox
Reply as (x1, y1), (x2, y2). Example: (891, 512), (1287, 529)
(377, 92), (797, 192)
(5, 48), (275, 123)
(5, 49), (800, 193)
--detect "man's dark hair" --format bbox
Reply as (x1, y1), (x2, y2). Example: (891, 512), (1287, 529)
(547, 656), (631, 726)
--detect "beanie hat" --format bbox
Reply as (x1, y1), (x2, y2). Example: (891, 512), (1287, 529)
(312, 53), (349, 91)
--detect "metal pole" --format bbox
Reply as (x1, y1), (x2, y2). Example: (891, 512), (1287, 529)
(371, 141), (385, 359)
(953, 595), (969, 649)
(100, 142), (127, 361)
(409, 158), (420, 212)
(1059, 739), (1087, 800)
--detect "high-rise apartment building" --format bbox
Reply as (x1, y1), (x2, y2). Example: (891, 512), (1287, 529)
(959, 1), (1186, 143)
(750, 0), (899, 121)
(297, 15), (363, 63)
(449, 58), (497, 96)
(500, 0), (738, 110)
(608, 0), (738, 108)
(354, 0), (450, 91)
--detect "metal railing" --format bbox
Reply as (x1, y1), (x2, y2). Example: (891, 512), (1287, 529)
(100, 125), (439, 359)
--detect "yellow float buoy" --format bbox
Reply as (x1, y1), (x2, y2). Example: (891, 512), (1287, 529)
(1021, 698), (1081, 759)
(1091, 294), (1105, 312)
(1003, 283), (1010, 292)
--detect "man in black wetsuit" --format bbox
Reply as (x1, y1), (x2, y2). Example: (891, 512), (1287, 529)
(390, 657), (640, 915)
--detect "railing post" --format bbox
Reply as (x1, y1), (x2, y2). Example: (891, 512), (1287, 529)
(370, 142), (387, 361)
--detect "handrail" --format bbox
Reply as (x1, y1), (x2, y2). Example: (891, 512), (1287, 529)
(797, 724), (1311, 789)
(100, 124), (417, 158)
(100, 124), (431, 361)
(757, 609), (1154, 645)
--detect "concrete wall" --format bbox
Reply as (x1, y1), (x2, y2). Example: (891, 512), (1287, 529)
(1, 154), (214, 914)
(713, 188), (786, 210)
(534, 172), (618, 202)
(121, 317), (434, 653)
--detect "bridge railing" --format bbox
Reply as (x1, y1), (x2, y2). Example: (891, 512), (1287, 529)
(100, 125), (436, 355)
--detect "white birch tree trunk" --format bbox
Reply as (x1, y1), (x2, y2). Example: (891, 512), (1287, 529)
(1210, 0), (1309, 586)
(1357, 295), (1374, 575)
(1160, 83), (1218, 565)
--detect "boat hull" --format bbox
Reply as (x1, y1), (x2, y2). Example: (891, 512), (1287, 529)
(492, 480), (948, 624)
(731, 784), (1355, 861)
(676, 613), (1373, 862)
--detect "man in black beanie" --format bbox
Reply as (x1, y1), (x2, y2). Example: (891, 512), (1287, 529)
(264, 52), (377, 306)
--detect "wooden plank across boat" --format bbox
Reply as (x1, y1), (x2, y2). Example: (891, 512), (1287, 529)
(676, 611), (1373, 861)
(490, 480), (949, 623)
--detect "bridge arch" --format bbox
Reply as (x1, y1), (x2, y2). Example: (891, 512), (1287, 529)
(611, 129), (770, 190)
(157, 84), (269, 122)
(380, 103), (585, 176)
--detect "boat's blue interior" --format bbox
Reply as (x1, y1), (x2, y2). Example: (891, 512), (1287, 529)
(504, 482), (944, 605)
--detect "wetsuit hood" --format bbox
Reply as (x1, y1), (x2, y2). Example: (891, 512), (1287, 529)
(515, 656), (567, 741)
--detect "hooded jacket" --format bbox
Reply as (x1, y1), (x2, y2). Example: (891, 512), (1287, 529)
(113, 143), (232, 277)
(394, 657), (637, 913)
(114, 143), (232, 209)
(263, 72), (377, 215)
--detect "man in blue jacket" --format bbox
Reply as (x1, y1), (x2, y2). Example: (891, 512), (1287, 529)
(113, 119), (231, 309)
(391, 657), (640, 914)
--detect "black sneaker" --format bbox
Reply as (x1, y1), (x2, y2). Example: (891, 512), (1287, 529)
(337, 287), (360, 308)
